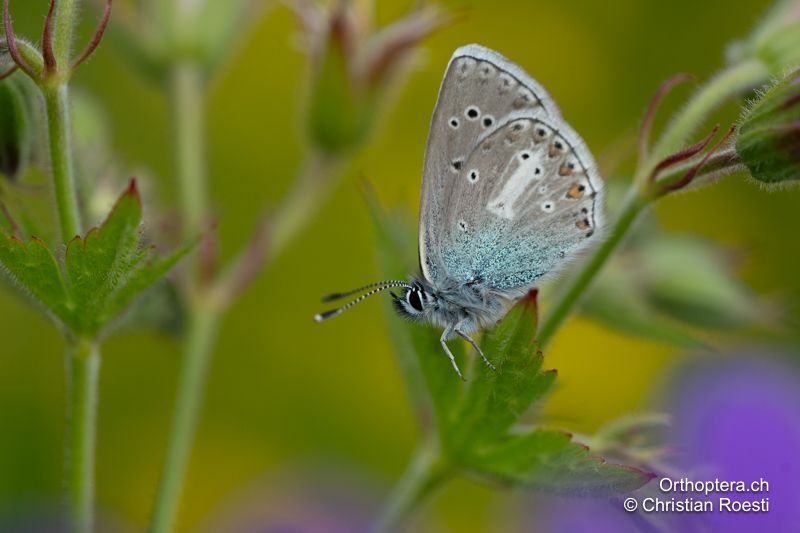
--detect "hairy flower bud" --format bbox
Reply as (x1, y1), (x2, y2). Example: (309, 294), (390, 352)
(0, 73), (37, 180)
(296, 1), (449, 154)
(737, 69), (800, 185)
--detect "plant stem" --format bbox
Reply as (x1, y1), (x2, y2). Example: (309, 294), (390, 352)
(268, 148), (343, 260)
(538, 188), (649, 349)
(43, 6), (95, 532)
(151, 4), (351, 529)
(51, 0), (79, 69)
(371, 440), (450, 533)
(171, 61), (207, 235)
(65, 338), (100, 533)
(150, 302), (219, 533)
(649, 59), (768, 167)
(44, 84), (82, 242)
(150, 43), (213, 531)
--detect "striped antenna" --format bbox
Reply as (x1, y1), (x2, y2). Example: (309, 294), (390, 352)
(314, 281), (411, 322)
(321, 280), (410, 302)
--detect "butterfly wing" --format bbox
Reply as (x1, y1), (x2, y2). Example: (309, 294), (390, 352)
(419, 44), (562, 283)
(441, 111), (603, 293)
(419, 45), (603, 293)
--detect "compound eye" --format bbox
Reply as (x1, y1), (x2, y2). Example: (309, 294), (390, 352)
(407, 289), (424, 312)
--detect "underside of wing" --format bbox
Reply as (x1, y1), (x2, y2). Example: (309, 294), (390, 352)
(440, 112), (603, 292)
(419, 45), (561, 283)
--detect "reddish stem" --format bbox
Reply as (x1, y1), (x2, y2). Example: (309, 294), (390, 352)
(70, 0), (113, 71)
(0, 202), (20, 238)
(2, 0), (38, 79)
(42, 0), (58, 76)
(0, 64), (18, 80)
(638, 73), (693, 163)
(658, 125), (736, 196)
(649, 124), (719, 183)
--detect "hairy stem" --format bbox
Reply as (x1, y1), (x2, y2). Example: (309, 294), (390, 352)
(150, 44), (212, 531)
(371, 440), (450, 533)
(51, 0), (80, 70)
(65, 339), (100, 533)
(41, 6), (96, 533)
(540, 59), (769, 348)
(150, 303), (219, 533)
(44, 84), (82, 242)
(648, 59), (767, 170)
(151, 4), (351, 529)
(268, 148), (343, 260)
(172, 62), (207, 235)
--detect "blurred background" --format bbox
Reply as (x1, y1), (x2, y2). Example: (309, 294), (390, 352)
(1, 0), (799, 531)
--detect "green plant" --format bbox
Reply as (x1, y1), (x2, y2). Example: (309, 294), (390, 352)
(368, 194), (653, 532)
(90, 1), (451, 531)
(0, 1), (193, 531)
(367, 1), (800, 530)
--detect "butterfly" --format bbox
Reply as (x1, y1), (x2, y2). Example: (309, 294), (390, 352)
(315, 44), (604, 380)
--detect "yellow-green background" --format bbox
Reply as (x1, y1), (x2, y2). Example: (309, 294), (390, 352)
(1, 0), (797, 531)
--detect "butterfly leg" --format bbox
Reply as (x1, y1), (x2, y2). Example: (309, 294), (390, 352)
(440, 327), (465, 381)
(455, 328), (496, 372)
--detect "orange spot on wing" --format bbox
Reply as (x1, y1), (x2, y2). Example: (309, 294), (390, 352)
(566, 183), (585, 199)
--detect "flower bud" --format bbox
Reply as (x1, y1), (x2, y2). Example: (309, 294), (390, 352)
(297, 1), (449, 154)
(736, 69), (800, 185)
(581, 232), (770, 345)
(307, 4), (368, 154)
(0, 73), (38, 181)
(640, 236), (767, 329)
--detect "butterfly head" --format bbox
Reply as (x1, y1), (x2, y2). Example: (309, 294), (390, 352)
(392, 281), (436, 319)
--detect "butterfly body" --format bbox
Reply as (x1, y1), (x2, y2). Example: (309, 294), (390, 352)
(392, 276), (509, 333)
(316, 44), (604, 379)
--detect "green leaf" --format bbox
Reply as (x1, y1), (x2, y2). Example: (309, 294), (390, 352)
(467, 429), (654, 496)
(586, 414), (671, 465)
(446, 296), (555, 450)
(101, 238), (194, 326)
(109, 279), (185, 335)
(0, 180), (194, 338)
(0, 232), (72, 318)
(65, 181), (142, 324)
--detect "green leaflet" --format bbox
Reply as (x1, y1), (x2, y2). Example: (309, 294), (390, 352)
(367, 193), (652, 497)
(0, 233), (72, 320)
(466, 429), (654, 496)
(0, 180), (193, 338)
(445, 299), (556, 451)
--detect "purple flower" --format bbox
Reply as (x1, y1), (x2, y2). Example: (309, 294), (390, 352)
(668, 351), (800, 532)
(525, 349), (800, 532)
